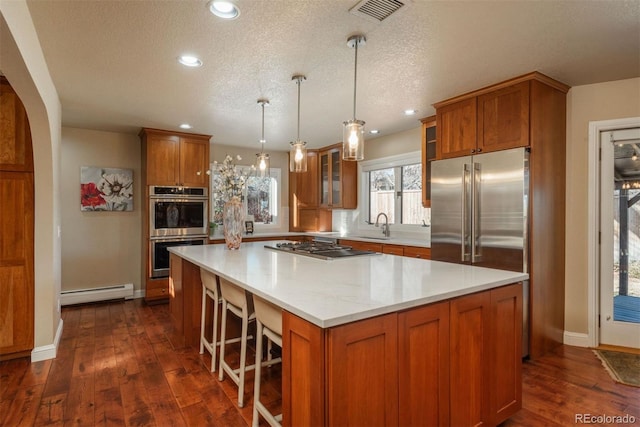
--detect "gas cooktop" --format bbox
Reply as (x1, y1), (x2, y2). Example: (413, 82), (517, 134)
(264, 240), (380, 260)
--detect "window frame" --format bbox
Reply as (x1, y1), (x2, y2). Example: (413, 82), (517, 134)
(210, 164), (281, 230)
(358, 151), (429, 232)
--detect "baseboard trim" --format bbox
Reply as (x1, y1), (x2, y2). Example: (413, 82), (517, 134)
(31, 318), (64, 362)
(133, 289), (145, 299)
(563, 331), (590, 348)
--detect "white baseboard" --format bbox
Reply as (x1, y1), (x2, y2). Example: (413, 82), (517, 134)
(31, 318), (64, 362)
(563, 331), (590, 348)
(60, 283), (134, 306)
(133, 289), (145, 299)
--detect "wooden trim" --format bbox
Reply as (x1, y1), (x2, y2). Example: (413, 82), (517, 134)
(434, 71), (570, 109)
(139, 127), (212, 141)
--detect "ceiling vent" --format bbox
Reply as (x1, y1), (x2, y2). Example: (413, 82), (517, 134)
(349, 0), (406, 23)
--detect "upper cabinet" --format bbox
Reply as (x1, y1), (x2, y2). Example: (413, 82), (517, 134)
(420, 115), (436, 207)
(140, 128), (210, 187)
(435, 78), (533, 159)
(319, 143), (357, 209)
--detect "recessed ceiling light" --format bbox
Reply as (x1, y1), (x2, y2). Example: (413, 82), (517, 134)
(179, 123), (192, 129)
(178, 55), (202, 67)
(404, 109), (417, 116)
(208, 0), (240, 19)
(369, 129), (380, 134)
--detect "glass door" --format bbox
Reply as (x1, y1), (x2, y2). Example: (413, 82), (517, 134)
(600, 127), (640, 348)
(331, 150), (341, 206)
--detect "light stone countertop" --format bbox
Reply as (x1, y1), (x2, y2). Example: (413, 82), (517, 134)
(169, 241), (527, 328)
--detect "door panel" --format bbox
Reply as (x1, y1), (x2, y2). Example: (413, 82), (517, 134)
(600, 128), (640, 348)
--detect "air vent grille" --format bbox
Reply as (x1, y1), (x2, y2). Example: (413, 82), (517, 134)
(350, 0), (405, 22)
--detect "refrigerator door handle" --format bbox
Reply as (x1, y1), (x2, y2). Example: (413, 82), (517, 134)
(472, 162), (482, 263)
(462, 163), (471, 262)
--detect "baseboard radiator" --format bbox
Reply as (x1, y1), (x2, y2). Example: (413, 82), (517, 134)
(60, 283), (134, 306)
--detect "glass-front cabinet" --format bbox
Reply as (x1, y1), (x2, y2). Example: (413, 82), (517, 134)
(320, 144), (357, 209)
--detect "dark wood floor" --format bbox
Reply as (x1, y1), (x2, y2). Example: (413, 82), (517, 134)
(1, 299), (638, 426)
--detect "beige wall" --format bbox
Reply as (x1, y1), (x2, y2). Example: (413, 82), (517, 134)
(565, 77), (640, 334)
(365, 126), (422, 160)
(0, 1), (62, 351)
(61, 128), (142, 293)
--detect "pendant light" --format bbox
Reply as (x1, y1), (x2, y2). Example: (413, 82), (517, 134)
(290, 75), (308, 172)
(343, 34), (366, 161)
(255, 99), (270, 178)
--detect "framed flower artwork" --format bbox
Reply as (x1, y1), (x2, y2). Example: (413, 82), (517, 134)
(80, 166), (133, 211)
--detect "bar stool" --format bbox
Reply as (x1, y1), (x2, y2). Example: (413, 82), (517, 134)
(252, 295), (283, 427)
(218, 276), (257, 408)
(199, 269), (243, 372)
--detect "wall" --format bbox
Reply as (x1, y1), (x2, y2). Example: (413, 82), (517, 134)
(565, 77), (640, 335)
(0, 1), (62, 357)
(61, 127), (142, 293)
(365, 126), (422, 159)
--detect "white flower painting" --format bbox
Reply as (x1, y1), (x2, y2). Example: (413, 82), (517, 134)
(81, 166), (133, 211)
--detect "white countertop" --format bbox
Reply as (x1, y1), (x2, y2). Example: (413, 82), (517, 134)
(221, 231), (432, 248)
(169, 241), (527, 328)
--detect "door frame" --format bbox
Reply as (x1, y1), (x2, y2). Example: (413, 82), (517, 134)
(587, 117), (640, 347)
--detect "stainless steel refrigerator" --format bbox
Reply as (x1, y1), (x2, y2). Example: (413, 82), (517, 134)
(430, 147), (530, 355)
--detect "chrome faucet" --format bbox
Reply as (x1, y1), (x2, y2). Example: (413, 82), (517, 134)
(374, 212), (390, 237)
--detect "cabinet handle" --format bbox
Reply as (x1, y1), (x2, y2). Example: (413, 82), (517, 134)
(471, 149), (476, 154)
(477, 148), (482, 153)
(196, 171), (201, 176)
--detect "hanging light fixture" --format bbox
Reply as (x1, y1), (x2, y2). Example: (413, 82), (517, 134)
(255, 99), (270, 178)
(290, 75), (308, 172)
(342, 34), (366, 161)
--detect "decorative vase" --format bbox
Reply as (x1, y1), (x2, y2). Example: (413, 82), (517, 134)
(223, 196), (243, 250)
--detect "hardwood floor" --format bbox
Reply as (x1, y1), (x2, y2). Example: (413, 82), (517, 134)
(1, 299), (638, 426)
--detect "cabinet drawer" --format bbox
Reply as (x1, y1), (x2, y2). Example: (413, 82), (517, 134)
(146, 279), (169, 300)
(382, 244), (404, 256)
(339, 239), (383, 253)
(404, 246), (431, 260)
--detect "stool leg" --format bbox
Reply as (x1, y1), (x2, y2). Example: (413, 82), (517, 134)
(210, 291), (219, 372)
(237, 306), (249, 408)
(218, 299), (228, 382)
(252, 320), (264, 427)
(199, 285), (206, 355)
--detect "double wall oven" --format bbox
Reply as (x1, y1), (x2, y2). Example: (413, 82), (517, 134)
(149, 186), (208, 278)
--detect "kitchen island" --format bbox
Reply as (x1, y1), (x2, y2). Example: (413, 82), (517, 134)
(168, 241), (527, 426)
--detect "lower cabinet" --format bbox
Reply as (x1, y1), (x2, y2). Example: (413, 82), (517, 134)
(283, 283), (522, 426)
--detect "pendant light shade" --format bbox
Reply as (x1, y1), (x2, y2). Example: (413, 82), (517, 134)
(255, 99), (270, 178)
(342, 35), (366, 161)
(289, 75), (308, 172)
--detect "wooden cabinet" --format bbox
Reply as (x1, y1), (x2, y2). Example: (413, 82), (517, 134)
(327, 313), (398, 426)
(421, 115), (437, 207)
(289, 150), (332, 232)
(0, 77), (34, 360)
(140, 128), (210, 187)
(403, 245), (431, 259)
(283, 282), (522, 426)
(398, 302), (450, 426)
(436, 97), (477, 159)
(319, 143), (357, 209)
(140, 128), (211, 303)
(339, 239), (431, 259)
(435, 79), (531, 159)
(433, 71), (569, 358)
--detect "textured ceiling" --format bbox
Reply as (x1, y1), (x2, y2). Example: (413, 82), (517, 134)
(22, 0), (640, 152)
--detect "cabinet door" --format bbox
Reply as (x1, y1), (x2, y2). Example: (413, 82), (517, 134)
(0, 172), (34, 357)
(437, 97), (477, 159)
(403, 246), (431, 259)
(330, 149), (341, 206)
(179, 138), (209, 187)
(327, 313), (398, 426)
(490, 283), (522, 425)
(320, 151), (330, 206)
(146, 134), (180, 185)
(398, 302), (449, 426)
(477, 81), (530, 153)
(450, 290), (491, 426)
(421, 116), (436, 207)
(0, 78), (34, 173)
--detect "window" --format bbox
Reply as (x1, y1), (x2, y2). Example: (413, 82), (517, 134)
(210, 166), (280, 226)
(362, 152), (429, 227)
